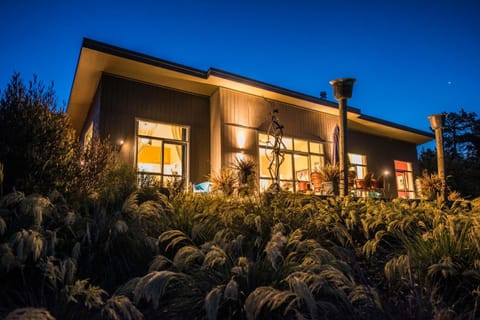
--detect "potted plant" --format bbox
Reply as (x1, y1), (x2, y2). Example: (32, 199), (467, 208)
(319, 164), (340, 195)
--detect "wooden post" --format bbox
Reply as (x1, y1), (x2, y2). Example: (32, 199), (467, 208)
(428, 114), (446, 200)
(338, 98), (348, 197)
(330, 78), (356, 197)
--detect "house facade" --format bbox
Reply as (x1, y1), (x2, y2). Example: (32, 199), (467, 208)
(68, 38), (433, 198)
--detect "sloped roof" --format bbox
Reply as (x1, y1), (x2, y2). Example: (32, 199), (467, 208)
(67, 38), (433, 144)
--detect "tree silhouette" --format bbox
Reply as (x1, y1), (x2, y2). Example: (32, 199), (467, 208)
(419, 109), (480, 198)
(0, 73), (77, 195)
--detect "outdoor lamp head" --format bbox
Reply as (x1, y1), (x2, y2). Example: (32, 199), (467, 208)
(329, 78), (356, 100)
(428, 113), (446, 130)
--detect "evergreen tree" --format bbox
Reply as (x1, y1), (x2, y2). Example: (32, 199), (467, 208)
(419, 109), (480, 198)
(0, 73), (78, 195)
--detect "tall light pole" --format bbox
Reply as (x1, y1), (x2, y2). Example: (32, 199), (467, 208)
(428, 113), (447, 200)
(330, 78), (356, 197)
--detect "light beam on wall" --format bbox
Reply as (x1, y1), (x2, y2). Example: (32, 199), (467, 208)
(237, 130), (246, 149)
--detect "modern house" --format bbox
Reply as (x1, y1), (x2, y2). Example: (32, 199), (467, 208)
(67, 38), (433, 198)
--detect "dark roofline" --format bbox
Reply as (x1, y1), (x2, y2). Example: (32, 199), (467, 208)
(207, 68), (357, 112)
(358, 114), (434, 138)
(81, 38), (359, 113)
(82, 38), (208, 79)
(79, 38), (432, 139)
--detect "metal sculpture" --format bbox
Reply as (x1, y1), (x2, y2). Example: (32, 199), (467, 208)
(265, 109), (285, 192)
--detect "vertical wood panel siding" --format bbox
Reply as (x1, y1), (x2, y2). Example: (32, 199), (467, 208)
(219, 88), (340, 166)
(99, 74), (211, 184)
(221, 124), (257, 166)
(210, 89), (222, 175)
(218, 88), (420, 196)
(348, 130), (419, 196)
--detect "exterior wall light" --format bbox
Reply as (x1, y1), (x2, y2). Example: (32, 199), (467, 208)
(383, 170), (390, 199)
(237, 130), (246, 149)
(115, 139), (125, 152)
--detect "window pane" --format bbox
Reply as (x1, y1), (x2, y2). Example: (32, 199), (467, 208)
(310, 155), (324, 172)
(294, 155), (309, 181)
(348, 153), (367, 179)
(137, 138), (162, 173)
(138, 120), (187, 141)
(163, 143), (183, 175)
(279, 154), (293, 180)
(259, 178), (272, 192)
(282, 138), (293, 150)
(356, 166), (367, 179)
(309, 142), (323, 154)
(349, 153), (365, 165)
(294, 139), (308, 152)
(259, 147), (272, 178)
(258, 133), (271, 146)
(259, 148), (293, 180)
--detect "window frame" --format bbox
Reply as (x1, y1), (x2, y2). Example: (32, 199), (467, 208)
(348, 153), (367, 179)
(135, 118), (190, 186)
(258, 133), (326, 192)
(394, 160), (415, 199)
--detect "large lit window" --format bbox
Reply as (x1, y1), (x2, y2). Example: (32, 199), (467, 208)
(394, 160), (415, 199)
(258, 133), (325, 192)
(348, 153), (367, 179)
(136, 120), (188, 186)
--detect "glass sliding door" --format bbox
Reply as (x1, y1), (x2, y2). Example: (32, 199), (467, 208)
(394, 160), (415, 199)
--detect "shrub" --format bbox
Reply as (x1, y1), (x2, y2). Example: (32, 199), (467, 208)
(0, 73), (77, 195)
(71, 136), (136, 208)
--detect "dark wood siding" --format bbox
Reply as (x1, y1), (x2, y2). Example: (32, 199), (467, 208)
(99, 74), (210, 184)
(348, 130), (419, 196)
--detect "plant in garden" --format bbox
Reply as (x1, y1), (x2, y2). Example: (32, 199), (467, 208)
(231, 157), (257, 196)
(0, 189), (149, 319)
(209, 168), (237, 196)
(124, 193), (386, 320)
(72, 136), (136, 209)
(1, 158), (480, 319)
(417, 170), (443, 200)
(0, 73), (78, 195)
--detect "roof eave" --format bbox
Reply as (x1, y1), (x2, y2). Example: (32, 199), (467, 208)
(67, 38), (433, 145)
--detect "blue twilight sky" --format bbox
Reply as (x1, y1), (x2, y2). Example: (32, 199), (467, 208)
(1, 0), (479, 149)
